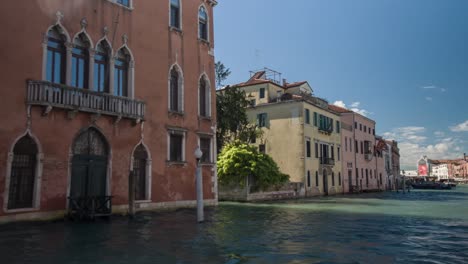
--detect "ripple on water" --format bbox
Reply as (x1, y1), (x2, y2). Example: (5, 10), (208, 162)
(1, 187), (468, 263)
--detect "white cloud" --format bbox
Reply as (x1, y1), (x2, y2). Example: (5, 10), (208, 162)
(332, 100), (371, 116)
(350, 108), (371, 117)
(332, 100), (346, 108)
(441, 88), (447, 92)
(333, 100), (372, 116)
(422, 85), (436, 89)
(425, 97), (433, 101)
(350, 102), (360, 108)
(383, 126), (464, 170)
(450, 120), (468, 132)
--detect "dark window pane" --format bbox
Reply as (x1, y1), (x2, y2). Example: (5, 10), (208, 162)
(54, 53), (62, 84)
(8, 136), (37, 209)
(170, 134), (183, 161)
(170, 69), (179, 111)
(200, 138), (211, 163)
(199, 78), (207, 116)
(259, 144), (266, 154)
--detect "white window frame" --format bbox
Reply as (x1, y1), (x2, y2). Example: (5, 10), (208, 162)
(3, 131), (43, 213)
(169, 0), (183, 30)
(198, 135), (214, 164)
(168, 63), (185, 113)
(198, 73), (212, 118)
(198, 4), (209, 42)
(167, 128), (186, 162)
(130, 142), (152, 202)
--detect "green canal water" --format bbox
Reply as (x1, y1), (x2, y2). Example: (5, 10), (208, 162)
(1, 187), (468, 264)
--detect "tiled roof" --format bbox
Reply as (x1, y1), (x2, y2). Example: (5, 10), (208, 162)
(328, 104), (353, 113)
(231, 70), (307, 90)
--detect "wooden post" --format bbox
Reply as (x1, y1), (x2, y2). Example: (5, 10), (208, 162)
(128, 170), (135, 217)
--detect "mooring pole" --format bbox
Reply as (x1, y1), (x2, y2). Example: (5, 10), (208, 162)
(194, 147), (204, 223)
(128, 170), (135, 217)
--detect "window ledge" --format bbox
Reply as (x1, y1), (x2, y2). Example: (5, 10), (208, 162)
(198, 38), (210, 46)
(4, 207), (40, 214)
(198, 116), (212, 121)
(168, 110), (185, 117)
(169, 26), (183, 34)
(166, 161), (187, 166)
(200, 162), (215, 166)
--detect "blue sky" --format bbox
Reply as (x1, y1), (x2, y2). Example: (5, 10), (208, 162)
(214, 0), (468, 170)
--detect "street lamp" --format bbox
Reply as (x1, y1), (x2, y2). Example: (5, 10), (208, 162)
(194, 146), (204, 223)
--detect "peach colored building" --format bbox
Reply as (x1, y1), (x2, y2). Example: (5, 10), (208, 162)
(226, 70), (343, 196)
(0, 0), (218, 223)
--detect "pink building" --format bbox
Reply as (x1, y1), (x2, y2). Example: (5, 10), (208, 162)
(329, 105), (381, 192)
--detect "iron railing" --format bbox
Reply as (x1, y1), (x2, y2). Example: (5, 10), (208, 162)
(68, 196), (112, 220)
(27, 80), (145, 120)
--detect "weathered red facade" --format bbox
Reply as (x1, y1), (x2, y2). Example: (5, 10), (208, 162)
(0, 0), (218, 223)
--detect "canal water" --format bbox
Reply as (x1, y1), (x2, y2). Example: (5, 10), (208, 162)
(1, 187), (468, 264)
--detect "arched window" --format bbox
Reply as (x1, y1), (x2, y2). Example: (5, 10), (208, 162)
(332, 172), (335, 186)
(338, 172), (342, 186)
(198, 6), (208, 40)
(169, 66), (183, 112)
(132, 144), (149, 201)
(71, 33), (90, 89)
(46, 27), (67, 84)
(8, 135), (38, 209)
(94, 41), (111, 93)
(170, 0), (181, 29)
(199, 75), (210, 117)
(114, 49), (130, 97)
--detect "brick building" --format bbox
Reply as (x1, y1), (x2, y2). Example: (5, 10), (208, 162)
(0, 0), (218, 223)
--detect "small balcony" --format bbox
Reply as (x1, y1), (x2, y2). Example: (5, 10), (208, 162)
(27, 80), (145, 121)
(318, 125), (333, 134)
(320, 157), (335, 166)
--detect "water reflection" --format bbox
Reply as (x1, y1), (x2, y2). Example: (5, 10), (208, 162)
(1, 187), (468, 263)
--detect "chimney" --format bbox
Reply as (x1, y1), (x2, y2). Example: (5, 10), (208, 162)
(282, 78), (287, 86)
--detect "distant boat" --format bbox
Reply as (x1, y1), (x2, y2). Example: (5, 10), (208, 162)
(411, 182), (452, 190)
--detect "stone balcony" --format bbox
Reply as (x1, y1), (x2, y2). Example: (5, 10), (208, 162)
(320, 157), (335, 166)
(27, 80), (146, 121)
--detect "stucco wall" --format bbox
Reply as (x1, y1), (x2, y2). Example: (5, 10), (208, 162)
(0, 0), (217, 219)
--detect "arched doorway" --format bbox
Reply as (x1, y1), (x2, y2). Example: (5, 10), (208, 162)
(8, 135), (38, 209)
(69, 128), (109, 213)
(322, 169), (329, 195)
(132, 144), (148, 201)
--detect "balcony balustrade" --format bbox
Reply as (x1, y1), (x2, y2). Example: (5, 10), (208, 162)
(27, 80), (145, 121)
(318, 125), (333, 134)
(320, 157), (335, 166)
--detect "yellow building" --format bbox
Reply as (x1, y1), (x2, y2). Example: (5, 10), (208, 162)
(231, 70), (343, 196)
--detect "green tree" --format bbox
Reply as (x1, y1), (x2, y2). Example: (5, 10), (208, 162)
(216, 85), (259, 153)
(215, 61), (231, 88)
(217, 142), (289, 190)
